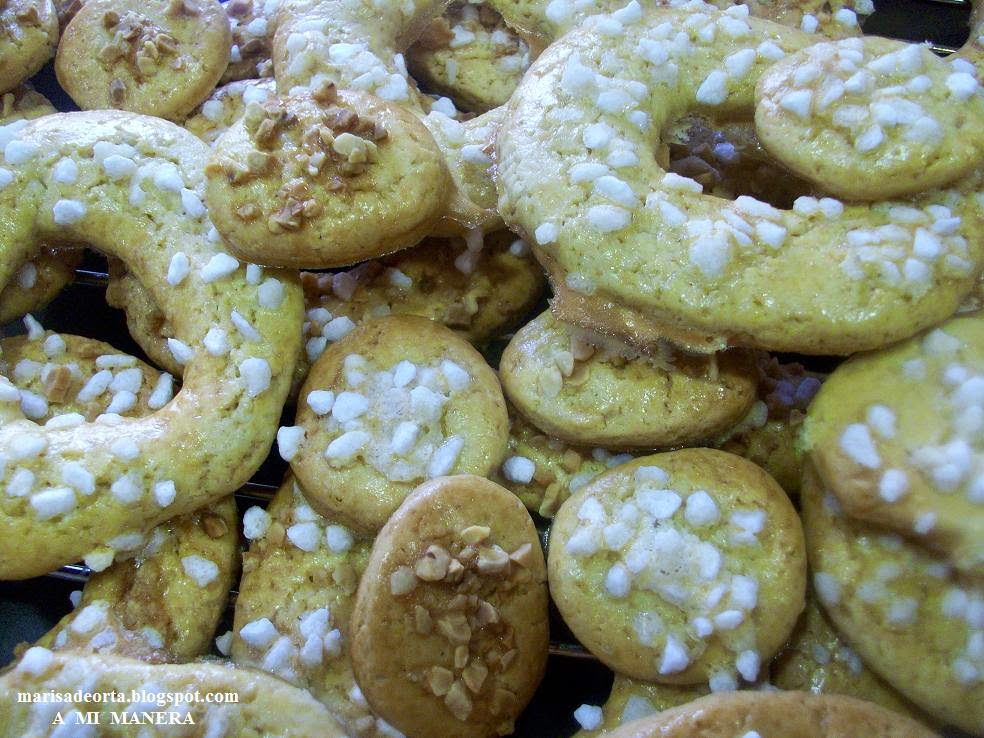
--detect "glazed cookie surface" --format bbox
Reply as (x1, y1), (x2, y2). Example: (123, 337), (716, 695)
(184, 77), (276, 146)
(37, 496), (239, 662)
(407, 1), (531, 113)
(597, 690), (936, 738)
(0, 0), (58, 94)
(803, 313), (984, 576)
(802, 463), (984, 733)
(0, 651), (346, 736)
(205, 86), (450, 268)
(497, 4), (984, 355)
(500, 311), (757, 449)
(231, 475), (399, 737)
(54, 0), (231, 119)
(756, 36), (984, 200)
(0, 111), (302, 579)
(286, 314), (509, 532)
(549, 450), (806, 685)
(351, 475), (549, 738)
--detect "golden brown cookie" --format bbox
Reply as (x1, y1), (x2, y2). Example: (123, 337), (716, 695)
(184, 77), (276, 145)
(549, 450), (805, 685)
(285, 314), (509, 533)
(803, 313), (984, 576)
(500, 311), (757, 449)
(771, 595), (930, 725)
(205, 86), (450, 269)
(350, 475), (549, 738)
(407, 1), (530, 114)
(231, 475), (400, 737)
(36, 496), (238, 661)
(0, 651), (347, 735)
(802, 462), (984, 733)
(596, 690), (936, 738)
(0, 0), (58, 94)
(55, 0), (231, 120)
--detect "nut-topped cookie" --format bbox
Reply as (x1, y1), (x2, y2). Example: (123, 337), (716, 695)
(0, 0), (58, 95)
(801, 462), (984, 733)
(285, 315), (509, 533)
(500, 311), (757, 449)
(184, 77), (276, 146)
(804, 313), (984, 576)
(549, 450), (806, 686)
(232, 475), (399, 737)
(350, 475), (549, 738)
(55, 0), (231, 120)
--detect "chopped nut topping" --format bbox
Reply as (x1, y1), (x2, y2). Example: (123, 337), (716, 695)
(415, 544), (451, 581)
(428, 666), (454, 697)
(473, 599), (499, 627)
(109, 79), (127, 106)
(491, 687), (517, 717)
(311, 80), (338, 105)
(454, 644), (469, 670)
(444, 680), (473, 721)
(201, 513), (228, 539)
(332, 562), (358, 594)
(461, 659), (488, 694)
(560, 449), (582, 474)
(265, 521), (285, 546)
(414, 605), (433, 635)
(554, 350), (575, 377)
(500, 648), (517, 670)
(43, 366), (73, 403)
(437, 613), (471, 645)
(445, 558), (465, 583)
(102, 10), (120, 27)
(236, 204), (259, 221)
(459, 525), (490, 545)
(570, 334), (596, 361)
(508, 543), (534, 569)
(448, 594), (469, 611)
(390, 565), (417, 596)
(14, 4), (40, 24)
(476, 545), (510, 575)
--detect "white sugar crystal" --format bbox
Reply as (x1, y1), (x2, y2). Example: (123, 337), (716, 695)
(573, 705), (603, 731)
(110, 473), (142, 503)
(325, 430), (370, 462)
(153, 480), (176, 508)
(503, 456), (536, 484)
(696, 69), (728, 105)
(287, 522), (321, 552)
(684, 490), (719, 526)
(200, 253), (240, 283)
(110, 438), (140, 461)
(325, 524), (354, 553)
(148, 373), (174, 409)
(839, 423), (881, 468)
(277, 425), (306, 461)
(736, 649), (760, 681)
(659, 635), (689, 674)
(427, 435), (464, 477)
(182, 555), (218, 587)
(306, 390), (336, 415)
(52, 199), (86, 225)
(242, 506), (271, 540)
(780, 89), (812, 119)
(204, 326), (230, 356)
(231, 310), (261, 341)
(239, 618), (278, 648)
(30, 487), (77, 520)
(167, 338), (194, 365)
(17, 646), (54, 676)
(257, 278), (284, 308)
(239, 357), (271, 397)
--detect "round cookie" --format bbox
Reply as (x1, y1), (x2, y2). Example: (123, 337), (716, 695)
(231, 475), (400, 737)
(491, 409), (639, 519)
(55, 0), (231, 120)
(204, 86), (450, 269)
(596, 690), (937, 738)
(572, 676), (710, 736)
(285, 314), (509, 533)
(500, 310), (757, 449)
(548, 450), (806, 685)
(184, 77), (276, 146)
(717, 356), (823, 495)
(350, 475), (549, 738)
(407, 1), (530, 114)
(221, 0), (276, 82)
(496, 4), (984, 356)
(756, 36), (984, 201)
(36, 496), (239, 662)
(771, 595), (930, 725)
(801, 462), (984, 733)
(0, 0), (58, 95)
(803, 313), (984, 576)
(0, 651), (347, 736)
(0, 84), (54, 120)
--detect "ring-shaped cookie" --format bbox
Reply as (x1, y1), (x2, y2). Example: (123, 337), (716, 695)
(496, 4), (984, 355)
(0, 111), (302, 579)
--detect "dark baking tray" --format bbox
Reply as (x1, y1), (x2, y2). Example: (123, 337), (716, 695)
(0, 1), (975, 735)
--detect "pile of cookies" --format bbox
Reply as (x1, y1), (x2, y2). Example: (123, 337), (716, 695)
(0, 0), (981, 736)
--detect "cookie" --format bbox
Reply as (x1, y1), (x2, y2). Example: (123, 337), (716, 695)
(771, 594), (929, 724)
(496, 4), (984, 355)
(803, 313), (984, 576)
(499, 310), (757, 449)
(756, 37), (984, 200)
(572, 676), (710, 736)
(350, 474), (549, 738)
(55, 0), (231, 120)
(221, 0), (276, 82)
(204, 86), (450, 268)
(184, 77), (276, 145)
(802, 462), (984, 733)
(284, 314), (509, 532)
(491, 409), (639, 519)
(0, 111), (302, 579)
(36, 496), (239, 662)
(548, 450), (806, 685)
(596, 690), (936, 738)
(717, 356), (822, 495)
(0, 0), (58, 94)
(231, 475), (400, 737)
(407, 1), (530, 113)
(0, 651), (347, 735)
